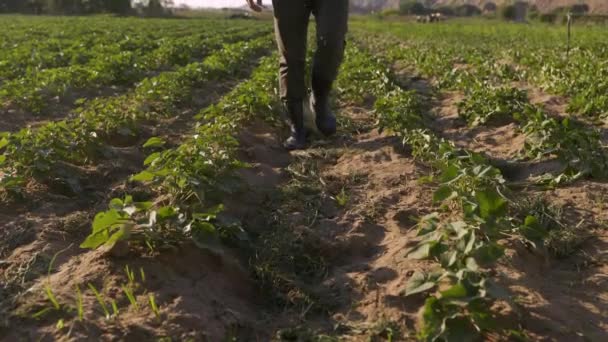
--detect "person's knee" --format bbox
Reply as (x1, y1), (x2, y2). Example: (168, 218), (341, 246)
(316, 32), (346, 54)
(314, 35), (346, 78)
(280, 59), (307, 100)
(280, 58), (306, 78)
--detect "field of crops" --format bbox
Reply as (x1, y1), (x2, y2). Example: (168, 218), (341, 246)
(1, 14), (607, 341)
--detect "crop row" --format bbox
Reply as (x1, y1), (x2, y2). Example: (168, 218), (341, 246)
(449, 81), (608, 185)
(1, 28), (175, 81)
(0, 34), (274, 196)
(0, 26), (270, 114)
(337, 41), (561, 340)
(353, 21), (608, 119)
(32, 49), (283, 332)
(510, 46), (608, 118)
(0, 17), (262, 80)
(80, 51), (280, 254)
(355, 31), (608, 186)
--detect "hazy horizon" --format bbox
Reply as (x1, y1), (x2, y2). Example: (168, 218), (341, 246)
(174, 0), (245, 8)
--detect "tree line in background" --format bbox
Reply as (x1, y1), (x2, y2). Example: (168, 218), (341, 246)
(0, 0), (174, 15)
(392, 0), (606, 25)
(399, 0), (481, 17)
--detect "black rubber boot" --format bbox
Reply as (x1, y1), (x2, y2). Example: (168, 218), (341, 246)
(284, 100), (307, 150)
(312, 77), (337, 137)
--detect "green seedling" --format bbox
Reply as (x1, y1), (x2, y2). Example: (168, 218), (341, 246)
(75, 286), (84, 321)
(88, 283), (110, 319)
(122, 285), (139, 310)
(334, 188), (349, 207)
(149, 294), (161, 320)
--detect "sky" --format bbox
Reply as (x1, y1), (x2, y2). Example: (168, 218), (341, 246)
(174, 0), (244, 8)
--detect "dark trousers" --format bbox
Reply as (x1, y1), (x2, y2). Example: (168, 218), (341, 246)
(272, 0), (349, 101)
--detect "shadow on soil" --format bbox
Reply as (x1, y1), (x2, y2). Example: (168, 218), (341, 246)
(497, 235), (608, 341)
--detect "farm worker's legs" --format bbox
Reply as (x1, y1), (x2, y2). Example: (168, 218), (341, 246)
(311, 0), (349, 137)
(273, 0), (311, 150)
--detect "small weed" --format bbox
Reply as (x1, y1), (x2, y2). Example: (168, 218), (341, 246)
(75, 286), (84, 321)
(33, 244), (73, 318)
(44, 284), (61, 311)
(545, 221), (588, 258)
(88, 283), (110, 319)
(139, 267), (146, 283)
(149, 294), (161, 320)
(125, 265), (136, 285)
(251, 196), (327, 312)
(514, 196), (587, 258)
(122, 285), (139, 310)
(285, 157), (324, 197)
(514, 196), (564, 233)
(361, 200), (382, 222)
(276, 326), (316, 341)
(334, 188), (350, 207)
(111, 299), (119, 317)
(369, 319), (402, 342)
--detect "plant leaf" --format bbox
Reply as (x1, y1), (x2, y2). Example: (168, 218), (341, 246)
(131, 170), (155, 182)
(439, 164), (459, 182)
(433, 185), (457, 204)
(143, 137), (165, 148)
(465, 257), (479, 272)
(407, 242), (431, 259)
(405, 271), (437, 296)
(143, 152), (161, 166)
(81, 210), (125, 249)
(157, 206), (178, 220)
(440, 283), (468, 299)
(443, 316), (480, 341)
(475, 189), (507, 219)
(474, 242), (504, 265)
(191, 222), (222, 254)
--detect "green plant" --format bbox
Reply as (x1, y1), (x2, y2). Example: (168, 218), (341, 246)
(140, 268), (146, 283)
(88, 283), (110, 319)
(149, 294), (161, 320)
(44, 284), (61, 312)
(75, 286), (84, 321)
(334, 188), (349, 207)
(520, 107), (608, 184)
(400, 132), (514, 340)
(111, 300), (120, 317)
(0, 34), (273, 196)
(0, 22), (269, 114)
(56, 319), (65, 330)
(125, 265), (136, 286)
(80, 195), (225, 252)
(457, 85), (528, 126)
(343, 38), (532, 339)
(32, 244), (73, 318)
(122, 285), (139, 310)
(79, 53), (282, 256)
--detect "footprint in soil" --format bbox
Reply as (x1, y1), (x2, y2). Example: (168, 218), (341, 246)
(369, 266), (398, 284)
(392, 209), (418, 230)
(339, 221), (386, 259)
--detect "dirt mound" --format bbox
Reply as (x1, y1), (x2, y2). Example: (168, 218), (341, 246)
(0, 119), (289, 341)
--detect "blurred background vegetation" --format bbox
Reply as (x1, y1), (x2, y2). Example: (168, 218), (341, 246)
(0, 0), (174, 16)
